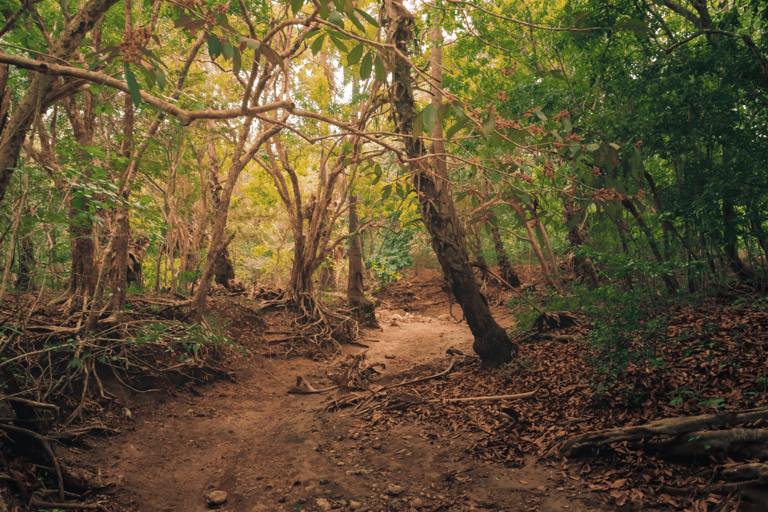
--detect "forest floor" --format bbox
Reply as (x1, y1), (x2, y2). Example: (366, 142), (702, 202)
(65, 268), (611, 512)
(3, 267), (768, 512)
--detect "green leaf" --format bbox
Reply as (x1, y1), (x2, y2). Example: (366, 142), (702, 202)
(291, 0), (304, 14)
(348, 43), (364, 65)
(445, 115), (469, 141)
(328, 32), (348, 53)
(562, 117), (572, 133)
(373, 56), (386, 80)
(70, 357), (82, 369)
(535, 110), (547, 122)
(491, 170), (501, 183)
(155, 68), (166, 91)
(421, 103), (438, 135)
(413, 110), (424, 140)
(360, 51), (373, 79)
(481, 110), (496, 137)
(139, 66), (156, 89)
(124, 64), (142, 108)
(208, 34), (221, 59)
(586, 143), (600, 152)
(613, 18), (653, 38)
(355, 8), (379, 27)
(382, 184), (392, 200)
(233, 48), (242, 75)
(549, 69), (566, 81)
(348, 11), (367, 32)
(222, 41), (234, 60)
(311, 34), (326, 55)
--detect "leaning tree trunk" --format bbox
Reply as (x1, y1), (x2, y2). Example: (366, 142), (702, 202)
(384, 5), (516, 367)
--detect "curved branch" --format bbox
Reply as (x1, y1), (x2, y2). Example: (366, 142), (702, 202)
(0, 53), (293, 125)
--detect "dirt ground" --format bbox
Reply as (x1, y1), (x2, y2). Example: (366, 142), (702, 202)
(69, 270), (614, 512)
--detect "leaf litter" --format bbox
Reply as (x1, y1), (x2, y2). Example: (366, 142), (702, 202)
(342, 295), (768, 512)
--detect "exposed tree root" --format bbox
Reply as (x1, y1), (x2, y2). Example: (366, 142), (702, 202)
(664, 428), (768, 459)
(555, 408), (768, 457)
(261, 291), (359, 351)
(555, 410), (768, 508)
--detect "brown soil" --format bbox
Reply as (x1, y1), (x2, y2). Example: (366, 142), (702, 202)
(70, 269), (613, 512)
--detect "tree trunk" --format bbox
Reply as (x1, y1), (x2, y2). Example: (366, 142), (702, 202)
(0, 0), (119, 203)
(15, 217), (35, 292)
(105, 93), (134, 315)
(536, 216), (559, 279)
(347, 192), (376, 324)
(384, 4), (516, 367)
(723, 201), (758, 285)
(621, 197), (678, 293)
(189, 121), (283, 321)
(561, 205), (599, 287)
(506, 199), (555, 280)
(489, 215), (521, 287)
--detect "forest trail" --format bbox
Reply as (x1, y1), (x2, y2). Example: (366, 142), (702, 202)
(76, 271), (611, 512)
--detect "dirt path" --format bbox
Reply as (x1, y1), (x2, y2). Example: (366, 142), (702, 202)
(76, 300), (614, 512)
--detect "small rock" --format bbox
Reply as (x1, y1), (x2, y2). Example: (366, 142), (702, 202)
(411, 497), (423, 508)
(204, 490), (227, 506)
(384, 354), (396, 360)
(316, 498), (332, 511)
(349, 501), (362, 509)
(386, 484), (404, 496)
(389, 499), (402, 510)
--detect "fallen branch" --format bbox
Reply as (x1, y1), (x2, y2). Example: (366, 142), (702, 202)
(29, 498), (101, 510)
(421, 390), (537, 404)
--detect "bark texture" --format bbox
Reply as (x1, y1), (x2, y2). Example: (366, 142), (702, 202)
(383, 2), (516, 367)
(0, 0), (119, 203)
